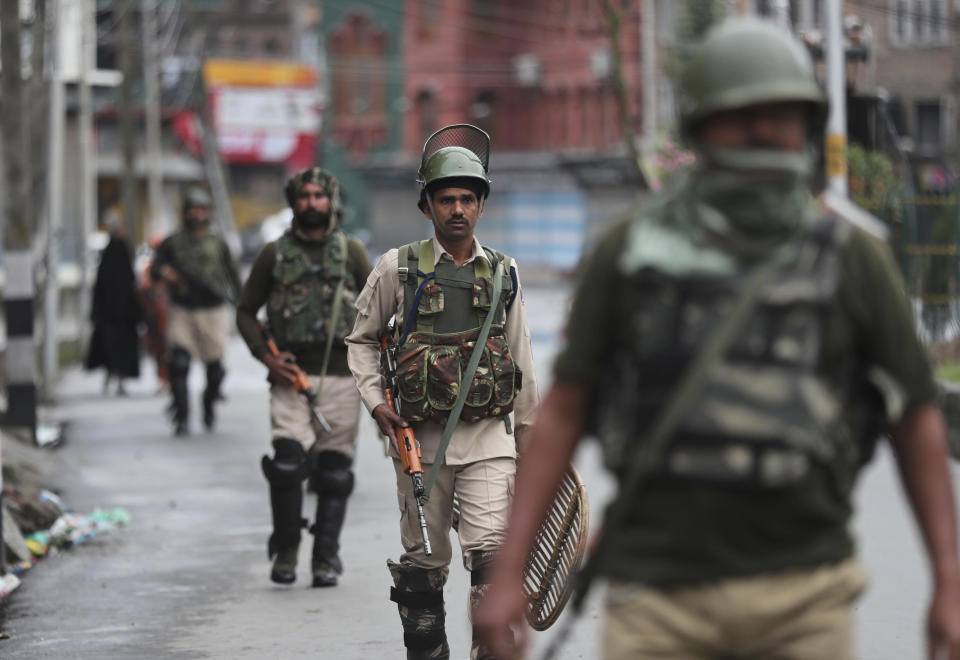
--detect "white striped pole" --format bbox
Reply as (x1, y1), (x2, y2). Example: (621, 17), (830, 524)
(2, 0), (38, 574)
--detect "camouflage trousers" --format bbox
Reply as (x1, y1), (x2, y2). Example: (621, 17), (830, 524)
(468, 552), (497, 660)
(388, 560), (450, 660)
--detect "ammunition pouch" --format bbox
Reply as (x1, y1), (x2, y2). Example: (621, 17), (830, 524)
(393, 327), (521, 424)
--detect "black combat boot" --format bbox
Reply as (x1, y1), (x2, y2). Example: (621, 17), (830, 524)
(261, 438), (308, 584)
(310, 451), (354, 587)
(388, 560), (450, 660)
(202, 360), (226, 431)
(168, 348), (191, 436)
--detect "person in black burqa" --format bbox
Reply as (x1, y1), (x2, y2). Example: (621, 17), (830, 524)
(85, 213), (142, 395)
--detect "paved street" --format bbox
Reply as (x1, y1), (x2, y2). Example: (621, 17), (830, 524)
(0, 284), (958, 659)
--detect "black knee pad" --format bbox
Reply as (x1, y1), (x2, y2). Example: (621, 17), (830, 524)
(169, 348), (191, 379)
(470, 565), (489, 587)
(314, 450), (354, 497)
(262, 438), (309, 487)
(388, 561), (449, 653)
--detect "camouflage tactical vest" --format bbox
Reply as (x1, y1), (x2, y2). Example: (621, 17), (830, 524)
(266, 230), (359, 351)
(168, 231), (228, 300)
(393, 239), (522, 424)
(600, 214), (879, 493)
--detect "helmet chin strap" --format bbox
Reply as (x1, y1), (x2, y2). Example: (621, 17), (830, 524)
(425, 194), (439, 231)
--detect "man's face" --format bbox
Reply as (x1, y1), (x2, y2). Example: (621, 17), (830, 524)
(184, 206), (212, 235)
(699, 101), (809, 153)
(423, 186), (482, 243)
(294, 182), (332, 230)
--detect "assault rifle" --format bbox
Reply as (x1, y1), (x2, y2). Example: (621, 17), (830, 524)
(171, 262), (237, 306)
(380, 325), (432, 556)
(261, 324), (333, 434)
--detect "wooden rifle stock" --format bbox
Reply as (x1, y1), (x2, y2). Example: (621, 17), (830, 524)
(381, 332), (432, 556)
(261, 325), (332, 433)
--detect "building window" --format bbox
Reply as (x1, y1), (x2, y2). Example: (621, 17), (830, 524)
(890, 0), (948, 45)
(470, 90), (496, 140)
(789, 0), (801, 26)
(416, 90), (437, 147)
(329, 12), (387, 119)
(914, 0), (928, 41)
(916, 100), (942, 153)
(929, 0), (949, 44)
(418, 0), (442, 38)
(891, 0), (912, 45)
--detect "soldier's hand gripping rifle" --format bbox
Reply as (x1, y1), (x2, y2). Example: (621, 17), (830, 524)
(260, 324), (332, 434)
(380, 329), (432, 557)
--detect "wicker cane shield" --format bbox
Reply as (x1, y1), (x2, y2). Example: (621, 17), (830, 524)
(451, 464), (589, 630)
(521, 464), (589, 630)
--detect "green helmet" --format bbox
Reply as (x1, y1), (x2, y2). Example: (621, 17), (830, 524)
(182, 186), (213, 212)
(678, 18), (827, 136)
(417, 124), (491, 210)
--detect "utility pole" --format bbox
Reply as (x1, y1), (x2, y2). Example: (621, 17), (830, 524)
(142, 0), (164, 238)
(119, 0), (139, 241)
(3, 0), (38, 433)
(2, 0), (38, 569)
(641, 0), (657, 156)
(43, 0), (64, 401)
(77, 0), (97, 336)
(825, 0), (848, 197)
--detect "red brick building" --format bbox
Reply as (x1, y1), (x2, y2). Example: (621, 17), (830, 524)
(403, 1), (642, 155)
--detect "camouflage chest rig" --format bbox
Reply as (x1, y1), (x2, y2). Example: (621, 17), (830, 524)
(167, 230), (228, 300)
(393, 239), (522, 425)
(267, 229), (359, 353)
(601, 214), (880, 494)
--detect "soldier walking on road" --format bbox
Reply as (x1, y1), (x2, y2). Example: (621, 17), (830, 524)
(237, 168), (372, 587)
(346, 124), (539, 659)
(151, 187), (241, 436)
(476, 19), (960, 660)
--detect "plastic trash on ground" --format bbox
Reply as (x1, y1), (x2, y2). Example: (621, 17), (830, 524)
(0, 574), (21, 598)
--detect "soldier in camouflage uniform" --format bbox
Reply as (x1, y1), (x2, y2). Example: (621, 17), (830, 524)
(477, 19), (960, 660)
(346, 124), (539, 659)
(236, 168), (371, 587)
(151, 187), (241, 436)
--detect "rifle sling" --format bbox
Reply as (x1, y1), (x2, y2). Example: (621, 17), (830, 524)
(422, 260), (505, 501)
(316, 231), (348, 398)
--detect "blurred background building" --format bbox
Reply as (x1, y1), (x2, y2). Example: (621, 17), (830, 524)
(0, 0), (959, 413)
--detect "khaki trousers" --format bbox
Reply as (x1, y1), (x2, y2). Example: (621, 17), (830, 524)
(393, 456), (515, 571)
(269, 374), (361, 459)
(604, 558), (868, 660)
(167, 304), (228, 363)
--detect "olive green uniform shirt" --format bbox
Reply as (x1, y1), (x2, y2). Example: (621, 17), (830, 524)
(150, 230), (241, 308)
(236, 231), (372, 376)
(555, 213), (938, 586)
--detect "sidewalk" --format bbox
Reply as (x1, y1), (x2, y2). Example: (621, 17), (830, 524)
(0, 326), (606, 658)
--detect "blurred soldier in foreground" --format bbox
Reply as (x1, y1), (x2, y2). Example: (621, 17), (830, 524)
(477, 19), (960, 660)
(151, 187), (241, 436)
(236, 169), (371, 587)
(346, 124), (539, 659)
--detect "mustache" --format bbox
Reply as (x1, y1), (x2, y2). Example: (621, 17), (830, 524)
(296, 208), (331, 227)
